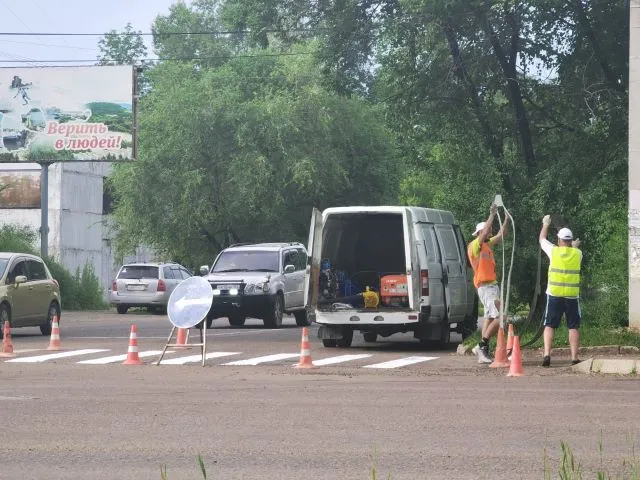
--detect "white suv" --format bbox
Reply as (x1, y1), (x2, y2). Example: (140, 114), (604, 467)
(199, 243), (309, 328)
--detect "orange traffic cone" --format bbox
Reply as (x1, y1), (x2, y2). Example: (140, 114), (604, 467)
(506, 323), (515, 357)
(46, 315), (61, 351)
(293, 327), (317, 369)
(123, 324), (143, 365)
(0, 321), (15, 358)
(490, 325), (510, 368)
(507, 336), (524, 377)
(175, 328), (191, 349)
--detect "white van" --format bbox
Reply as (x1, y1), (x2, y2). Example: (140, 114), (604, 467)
(304, 206), (478, 348)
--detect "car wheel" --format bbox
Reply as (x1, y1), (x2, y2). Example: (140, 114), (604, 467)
(264, 294), (283, 328)
(363, 331), (377, 342)
(117, 305), (128, 314)
(337, 328), (354, 348)
(294, 310), (310, 326)
(40, 302), (60, 336)
(322, 339), (337, 347)
(228, 315), (246, 327)
(0, 303), (10, 340)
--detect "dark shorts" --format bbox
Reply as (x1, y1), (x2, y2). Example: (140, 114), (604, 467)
(544, 295), (581, 329)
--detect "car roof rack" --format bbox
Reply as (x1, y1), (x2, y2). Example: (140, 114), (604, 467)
(228, 242), (254, 248)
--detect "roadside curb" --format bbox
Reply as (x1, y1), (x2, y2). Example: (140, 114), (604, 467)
(456, 344), (640, 357)
(572, 358), (639, 375)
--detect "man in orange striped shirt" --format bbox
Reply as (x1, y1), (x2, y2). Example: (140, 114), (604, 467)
(467, 203), (510, 363)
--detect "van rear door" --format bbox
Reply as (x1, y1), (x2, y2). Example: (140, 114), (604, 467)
(415, 223), (446, 322)
(304, 207), (324, 309)
(434, 224), (467, 323)
(402, 209), (417, 310)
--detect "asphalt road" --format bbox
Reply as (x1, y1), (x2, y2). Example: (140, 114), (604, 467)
(0, 310), (638, 480)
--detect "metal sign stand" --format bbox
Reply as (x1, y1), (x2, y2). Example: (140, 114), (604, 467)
(156, 275), (214, 367)
(156, 321), (208, 367)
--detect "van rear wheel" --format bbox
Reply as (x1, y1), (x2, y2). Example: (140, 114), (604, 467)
(322, 339), (338, 347)
(337, 328), (353, 348)
(363, 331), (377, 342)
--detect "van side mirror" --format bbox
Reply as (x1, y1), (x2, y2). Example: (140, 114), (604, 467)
(199, 265), (209, 276)
(14, 275), (27, 285)
(284, 264), (295, 274)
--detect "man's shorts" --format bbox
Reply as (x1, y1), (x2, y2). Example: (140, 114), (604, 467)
(544, 295), (581, 329)
(478, 283), (500, 319)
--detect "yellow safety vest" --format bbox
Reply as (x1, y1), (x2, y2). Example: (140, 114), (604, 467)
(548, 246), (581, 297)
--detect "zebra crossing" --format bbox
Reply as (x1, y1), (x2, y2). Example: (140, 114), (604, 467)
(2, 348), (440, 369)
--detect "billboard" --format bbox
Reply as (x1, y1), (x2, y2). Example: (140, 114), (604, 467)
(0, 65), (136, 162)
(0, 170), (40, 208)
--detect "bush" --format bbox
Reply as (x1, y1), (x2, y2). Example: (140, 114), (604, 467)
(0, 224), (108, 311)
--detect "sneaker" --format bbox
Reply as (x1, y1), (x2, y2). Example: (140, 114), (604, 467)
(571, 359), (581, 365)
(542, 356), (551, 367)
(477, 346), (493, 364)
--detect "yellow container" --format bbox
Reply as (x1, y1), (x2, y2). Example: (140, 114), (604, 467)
(363, 286), (380, 308)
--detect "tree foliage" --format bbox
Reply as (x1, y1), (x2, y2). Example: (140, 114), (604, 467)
(103, 0), (629, 321)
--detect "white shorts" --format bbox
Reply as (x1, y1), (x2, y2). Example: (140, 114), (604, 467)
(478, 284), (500, 319)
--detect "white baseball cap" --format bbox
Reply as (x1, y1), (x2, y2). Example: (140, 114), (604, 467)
(558, 227), (573, 240)
(473, 222), (486, 236)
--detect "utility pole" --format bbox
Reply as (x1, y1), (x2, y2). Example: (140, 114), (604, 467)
(39, 161), (53, 258)
(629, 0), (640, 330)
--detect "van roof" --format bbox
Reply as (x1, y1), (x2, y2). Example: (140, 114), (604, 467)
(321, 206), (457, 224)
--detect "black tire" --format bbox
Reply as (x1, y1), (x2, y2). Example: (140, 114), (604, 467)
(116, 305), (128, 314)
(264, 294), (284, 328)
(41, 301), (60, 336)
(337, 328), (354, 348)
(363, 331), (377, 342)
(322, 339), (338, 347)
(228, 315), (246, 327)
(0, 303), (10, 340)
(294, 309), (310, 326)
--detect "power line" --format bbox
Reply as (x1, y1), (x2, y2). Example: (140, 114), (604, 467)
(0, 51), (315, 64)
(0, 28), (329, 37)
(0, 38), (99, 51)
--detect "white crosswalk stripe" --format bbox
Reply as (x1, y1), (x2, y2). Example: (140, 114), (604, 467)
(222, 353), (300, 366)
(158, 352), (241, 365)
(6, 349), (110, 363)
(311, 354), (373, 366)
(1, 348), (441, 369)
(77, 350), (172, 364)
(362, 356), (438, 369)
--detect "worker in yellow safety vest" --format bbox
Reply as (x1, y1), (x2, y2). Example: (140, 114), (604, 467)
(539, 215), (583, 367)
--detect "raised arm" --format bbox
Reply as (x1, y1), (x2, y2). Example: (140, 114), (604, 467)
(477, 203), (497, 243)
(540, 214), (551, 244)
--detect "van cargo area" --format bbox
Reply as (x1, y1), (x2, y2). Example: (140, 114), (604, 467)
(317, 212), (410, 312)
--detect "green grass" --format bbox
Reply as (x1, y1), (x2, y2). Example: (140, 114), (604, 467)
(544, 438), (639, 480)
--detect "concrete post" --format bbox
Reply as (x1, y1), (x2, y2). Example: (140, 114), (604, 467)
(630, 0), (640, 330)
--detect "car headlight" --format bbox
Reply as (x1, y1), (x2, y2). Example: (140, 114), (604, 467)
(245, 282), (269, 295)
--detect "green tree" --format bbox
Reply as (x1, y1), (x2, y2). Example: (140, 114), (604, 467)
(110, 43), (399, 267)
(97, 22), (148, 65)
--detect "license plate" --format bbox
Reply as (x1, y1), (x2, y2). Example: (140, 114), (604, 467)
(127, 285), (146, 291)
(216, 285), (238, 290)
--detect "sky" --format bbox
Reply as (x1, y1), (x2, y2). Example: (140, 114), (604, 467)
(0, 0), (192, 67)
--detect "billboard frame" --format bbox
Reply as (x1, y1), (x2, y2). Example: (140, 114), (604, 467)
(0, 64), (138, 163)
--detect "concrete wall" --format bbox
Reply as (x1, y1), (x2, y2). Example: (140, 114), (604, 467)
(630, 0), (640, 330)
(0, 161), (160, 301)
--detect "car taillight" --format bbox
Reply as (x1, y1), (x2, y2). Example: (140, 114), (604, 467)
(112, 280), (117, 291)
(157, 279), (166, 292)
(52, 279), (59, 288)
(420, 270), (429, 296)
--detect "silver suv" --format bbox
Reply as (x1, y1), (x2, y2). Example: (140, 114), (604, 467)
(109, 262), (193, 314)
(199, 243), (309, 328)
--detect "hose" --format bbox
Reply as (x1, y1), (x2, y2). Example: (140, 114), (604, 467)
(494, 202), (515, 330)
